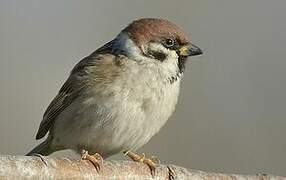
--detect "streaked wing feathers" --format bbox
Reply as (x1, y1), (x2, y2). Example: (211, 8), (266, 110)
(35, 41), (116, 140)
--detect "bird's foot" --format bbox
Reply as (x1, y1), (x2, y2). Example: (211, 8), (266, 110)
(81, 149), (103, 172)
(124, 151), (159, 176)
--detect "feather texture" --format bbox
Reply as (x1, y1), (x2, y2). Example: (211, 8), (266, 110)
(36, 42), (119, 140)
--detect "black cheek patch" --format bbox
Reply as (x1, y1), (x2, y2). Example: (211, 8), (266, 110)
(177, 54), (187, 74)
(148, 50), (167, 62)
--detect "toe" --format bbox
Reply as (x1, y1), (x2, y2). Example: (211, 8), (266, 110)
(143, 158), (157, 177)
(85, 155), (102, 172)
(80, 150), (103, 173)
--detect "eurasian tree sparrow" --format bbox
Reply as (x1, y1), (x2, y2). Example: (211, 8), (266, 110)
(26, 18), (203, 174)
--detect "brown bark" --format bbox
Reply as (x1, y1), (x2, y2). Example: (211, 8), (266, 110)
(0, 155), (284, 180)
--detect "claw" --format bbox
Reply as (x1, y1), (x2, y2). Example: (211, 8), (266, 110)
(124, 151), (158, 177)
(81, 150), (103, 173)
(144, 158), (157, 176)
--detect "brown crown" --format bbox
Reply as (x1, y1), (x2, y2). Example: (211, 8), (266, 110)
(122, 18), (189, 47)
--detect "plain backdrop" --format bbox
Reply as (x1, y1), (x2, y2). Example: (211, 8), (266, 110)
(0, 0), (285, 176)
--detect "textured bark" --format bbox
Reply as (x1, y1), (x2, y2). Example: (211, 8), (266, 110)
(0, 155), (284, 180)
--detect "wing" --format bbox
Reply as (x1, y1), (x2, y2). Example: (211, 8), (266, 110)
(35, 56), (90, 139)
(35, 40), (117, 140)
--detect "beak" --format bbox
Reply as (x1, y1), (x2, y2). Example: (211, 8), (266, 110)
(179, 43), (203, 57)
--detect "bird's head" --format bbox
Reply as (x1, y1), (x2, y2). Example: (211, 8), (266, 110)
(112, 18), (203, 83)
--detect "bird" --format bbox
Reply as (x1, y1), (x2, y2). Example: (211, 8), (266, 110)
(26, 18), (203, 174)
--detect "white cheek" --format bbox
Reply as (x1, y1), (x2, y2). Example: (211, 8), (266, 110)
(147, 43), (179, 75)
(114, 32), (181, 81)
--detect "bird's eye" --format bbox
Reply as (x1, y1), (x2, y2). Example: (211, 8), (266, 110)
(165, 38), (175, 47)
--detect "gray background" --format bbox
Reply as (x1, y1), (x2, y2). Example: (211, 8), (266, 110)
(0, 0), (285, 176)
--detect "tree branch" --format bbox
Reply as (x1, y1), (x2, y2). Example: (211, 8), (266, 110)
(0, 155), (283, 179)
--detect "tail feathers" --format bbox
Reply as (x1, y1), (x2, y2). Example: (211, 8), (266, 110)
(26, 139), (54, 156)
